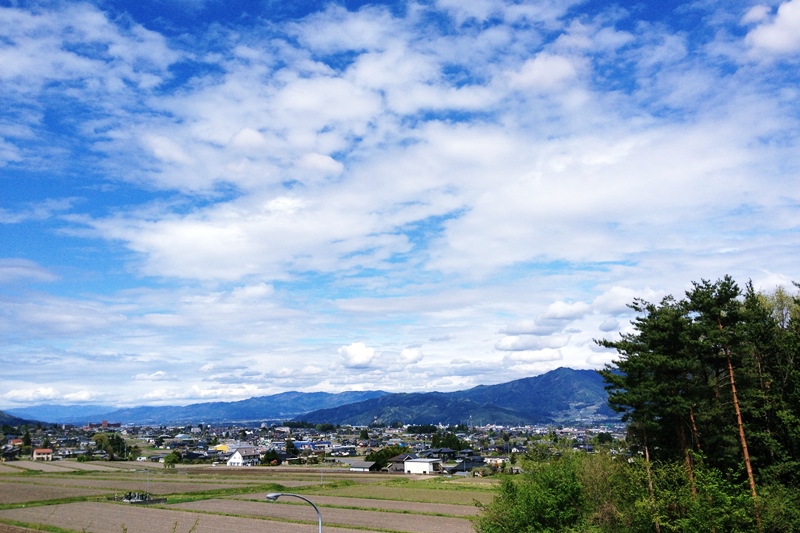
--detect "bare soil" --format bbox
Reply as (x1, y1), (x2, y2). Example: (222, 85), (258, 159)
(0, 463), (487, 532)
(0, 502), (394, 533)
(229, 493), (481, 516)
(173, 498), (475, 532)
(0, 480), (112, 504)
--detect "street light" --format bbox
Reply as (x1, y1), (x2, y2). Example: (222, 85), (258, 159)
(266, 492), (323, 532)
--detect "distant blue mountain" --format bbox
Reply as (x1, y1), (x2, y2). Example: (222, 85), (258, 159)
(5, 404), (117, 424)
(298, 368), (617, 426)
(5, 368), (617, 426)
(7, 391), (388, 425)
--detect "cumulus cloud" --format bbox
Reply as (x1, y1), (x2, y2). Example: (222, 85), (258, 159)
(64, 390), (98, 402)
(3, 387), (60, 402)
(509, 53), (579, 91)
(338, 342), (379, 368)
(499, 320), (560, 336)
(0, 3), (178, 91)
(745, 0), (800, 53)
(399, 348), (423, 364)
(1, 0), (800, 405)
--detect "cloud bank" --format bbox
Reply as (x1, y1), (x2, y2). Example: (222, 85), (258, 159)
(1, 0), (798, 407)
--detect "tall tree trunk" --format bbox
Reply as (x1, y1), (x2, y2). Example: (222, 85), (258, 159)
(680, 424), (697, 498)
(689, 406), (701, 452)
(721, 331), (761, 529)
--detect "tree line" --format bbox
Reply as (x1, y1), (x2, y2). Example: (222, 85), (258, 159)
(476, 276), (800, 532)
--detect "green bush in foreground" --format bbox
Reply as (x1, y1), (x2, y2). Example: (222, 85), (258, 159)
(474, 451), (800, 533)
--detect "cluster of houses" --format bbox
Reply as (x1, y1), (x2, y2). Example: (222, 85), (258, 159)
(1, 421), (625, 475)
(2, 438), (54, 462)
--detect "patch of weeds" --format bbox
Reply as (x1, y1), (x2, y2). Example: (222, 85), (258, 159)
(165, 483), (287, 504)
(0, 519), (77, 533)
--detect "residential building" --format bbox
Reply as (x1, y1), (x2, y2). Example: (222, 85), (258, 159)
(227, 446), (260, 466)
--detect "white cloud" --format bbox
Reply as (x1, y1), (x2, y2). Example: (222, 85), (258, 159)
(3, 386), (60, 402)
(64, 390), (98, 402)
(504, 348), (564, 363)
(742, 5), (772, 25)
(745, 0), (800, 53)
(541, 301), (591, 320)
(231, 283), (274, 300)
(292, 5), (400, 53)
(1, 1), (800, 406)
(338, 342), (379, 368)
(0, 3), (178, 91)
(141, 135), (193, 165)
(0, 259), (58, 283)
(592, 286), (662, 315)
(509, 53), (579, 91)
(134, 371), (174, 381)
(598, 317), (619, 332)
(495, 334), (570, 351)
(0, 199), (75, 224)
(399, 348), (423, 364)
(499, 320), (560, 336)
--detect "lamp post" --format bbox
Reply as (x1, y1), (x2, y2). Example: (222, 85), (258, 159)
(266, 492), (323, 532)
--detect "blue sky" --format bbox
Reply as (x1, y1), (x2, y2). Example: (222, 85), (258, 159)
(1, 0), (799, 408)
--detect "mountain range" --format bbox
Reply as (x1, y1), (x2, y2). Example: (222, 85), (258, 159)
(5, 368), (618, 426)
(0, 410), (33, 426)
(5, 391), (388, 426)
(299, 367), (617, 425)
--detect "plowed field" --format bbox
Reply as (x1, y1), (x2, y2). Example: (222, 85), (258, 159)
(0, 462), (492, 532)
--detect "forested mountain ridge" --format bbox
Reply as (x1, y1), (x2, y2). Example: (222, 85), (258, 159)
(7, 368), (615, 426)
(298, 367), (616, 425)
(0, 410), (33, 426)
(7, 391), (389, 425)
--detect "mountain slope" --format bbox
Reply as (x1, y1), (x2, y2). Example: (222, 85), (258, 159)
(101, 390), (387, 425)
(0, 410), (35, 426)
(297, 392), (545, 426)
(5, 404), (117, 424)
(300, 368), (617, 425)
(64, 390), (386, 425)
(3, 368), (616, 426)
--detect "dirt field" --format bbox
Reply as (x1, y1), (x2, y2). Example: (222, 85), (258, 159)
(302, 482), (496, 505)
(0, 462), (491, 532)
(174, 498), (475, 532)
(47, 461), (124, 472)
(6, 461), (76, 473)
(229, 493), (481, 515)
(0, 480), (113, 504)
(0, 501), (376, 533)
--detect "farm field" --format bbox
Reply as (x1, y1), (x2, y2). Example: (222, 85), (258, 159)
(0, 461), (496, 532)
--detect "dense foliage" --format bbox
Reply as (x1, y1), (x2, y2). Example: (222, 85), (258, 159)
(432, 430), (466, 450)
(476, 277), (800, 532)
(598, 277), (800, 488)
(365, 445), (408, 469)
(475, 449), (800, 533)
